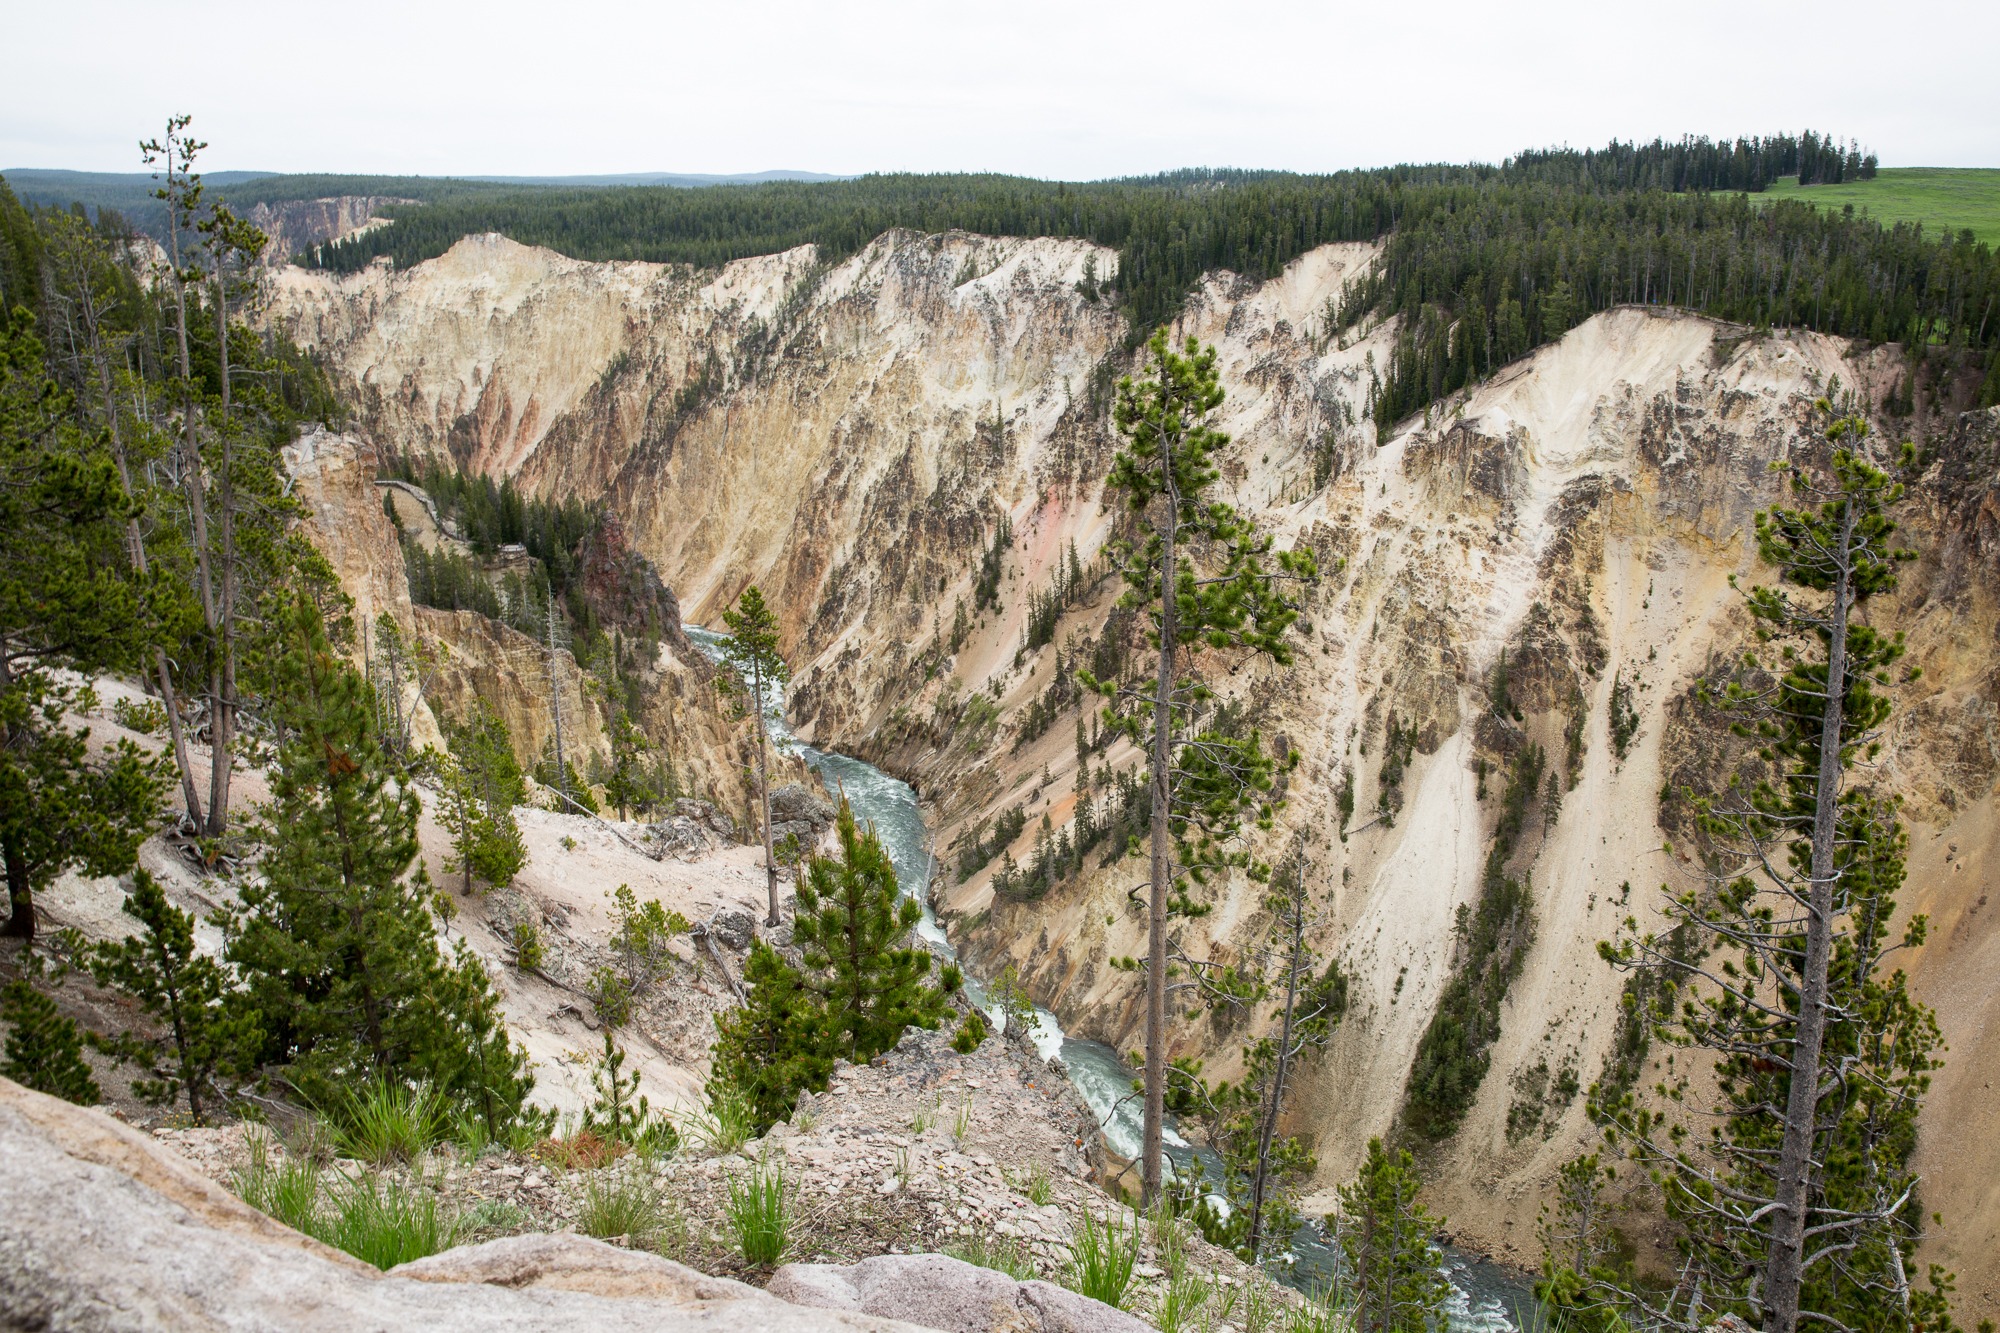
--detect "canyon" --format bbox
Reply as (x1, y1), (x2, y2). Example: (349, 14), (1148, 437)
(261, 228), (2000, 1306)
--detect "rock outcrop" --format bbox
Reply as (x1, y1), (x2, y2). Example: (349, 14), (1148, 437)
(246, 195), (407, 264)
(769, 1254), (1148, 1333)
(0, 1076), (918, 1330)
(284, 424), (758, 818)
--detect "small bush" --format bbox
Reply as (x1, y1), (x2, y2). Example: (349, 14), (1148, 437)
(538, 1126), (625, 1171)
(952, 1007), (988, 1053)
(328, 1079), (448, 1164)
(588, 966), (635, 1027)
(1063, 1210), (1139, 1309)
(111, 695), (166, 735)
(724, 1159), (790, 1266)
(462, 1198), (527, 1236)
(947, 1233), (1037, 1280)
(510, 920), (545, 971)
(0, 979), (100, 1106)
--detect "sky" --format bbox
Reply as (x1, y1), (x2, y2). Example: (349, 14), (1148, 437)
(7, 0), (1997, 178)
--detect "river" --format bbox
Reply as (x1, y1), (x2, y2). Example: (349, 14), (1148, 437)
(685, 628), (1536, 1330)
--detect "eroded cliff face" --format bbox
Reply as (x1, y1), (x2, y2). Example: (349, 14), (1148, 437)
(282, 426), (758, 821)
(266, 236), (2000, 1303)
(245, 196), (407, 263)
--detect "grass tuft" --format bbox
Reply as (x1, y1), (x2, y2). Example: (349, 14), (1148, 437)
(947, 1233), (1038, 1281)
(724, 1158), (791, 1266)
(575, 1164), (673, 1249)
(327, 1079), (448, 1165)
(1063, 1209), (1139, 1309)
(688, 1081), (758, 1155)
(319, 1172), (461, 1270)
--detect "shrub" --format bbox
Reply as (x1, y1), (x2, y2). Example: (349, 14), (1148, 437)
(588, 966), (634, 1027)
(725, 1159), (791, 1265)
(538, 1126), (625, 1171)
(510, 920), (544, 971)
(111, 695), (166, 735)
(0, 979), (100, 1105)
(952, 1007), (989, 1053)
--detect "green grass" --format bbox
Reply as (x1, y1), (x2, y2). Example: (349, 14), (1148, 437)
(326, 1080), (449, 1165)
(319, 1174), (462, 1269)
(1062, 1210), (1139, 1310)
(724, 1159), (791, 1266)
(1759, 169), (2000, 245)
(232, 1135), (460, 1270)
(575, 1164), (677, 1250)
(946, 1233), (1039, 1281)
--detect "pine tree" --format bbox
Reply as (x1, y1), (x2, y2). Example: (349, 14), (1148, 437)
(793, 800), (948, 1062)
(88, 869), (258, 1123)
(1165, 846), (1347, 1260)
(436, 703), (527, 893)
(708, 941), (835, 1130)
(0, 979), (100, 1105)
(1, 306), (171, 940)
(1333, 1139), (1450, 1333)
(581, 1031), (672, 1149)
(1083, 327), (1314, 1202)
(720, 586), (791, 926)
(1596, 409), (1970, 1332)
(224, 598), (535, 1126)
(601, 707), (656, 821)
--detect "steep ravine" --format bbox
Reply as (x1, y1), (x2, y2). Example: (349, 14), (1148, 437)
(267, 233), (2000, 1307)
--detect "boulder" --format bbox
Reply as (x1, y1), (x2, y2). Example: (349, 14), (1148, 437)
(706, 906), (759, 952)
(769, 782), (837, 847)
(769, 1253), (1150, 1333)
(0, 1076), (926, 1331)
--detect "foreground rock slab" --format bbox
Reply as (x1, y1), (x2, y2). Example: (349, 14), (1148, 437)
(0, 1077), (926, 1331)
(770, 1253), (1150, 1333)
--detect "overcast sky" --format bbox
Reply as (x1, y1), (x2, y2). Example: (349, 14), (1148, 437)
(7, 0), (1996, 178)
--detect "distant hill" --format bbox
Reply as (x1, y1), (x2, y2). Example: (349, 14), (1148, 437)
(466, 171), (847, 187)
(0, 167), (847, 237)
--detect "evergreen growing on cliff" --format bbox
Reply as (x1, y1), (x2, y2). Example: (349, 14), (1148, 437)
(708, 799), (950, 1130)
(224, 597), (536, 1130)
(88, 869), (260, 1123)
(0, 305), (172, 941)
(435, 702), (528, 893)
(1333, 1140), (1450, 1333)
(1164, 844), (1348, 1261)
(1083, 327), (1314, 1204)
(1589, 408), (1970, 1332)
(720, 586), (790, 926)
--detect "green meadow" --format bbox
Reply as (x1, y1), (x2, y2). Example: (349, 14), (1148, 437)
(1759, 168), (2000, 245)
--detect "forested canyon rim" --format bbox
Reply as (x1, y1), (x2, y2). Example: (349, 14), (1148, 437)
(258, 228), (2000, 1309)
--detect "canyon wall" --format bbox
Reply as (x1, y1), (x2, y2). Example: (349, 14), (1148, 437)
(265, 235), (2000, 1304)
(282, 425), (759, 822)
